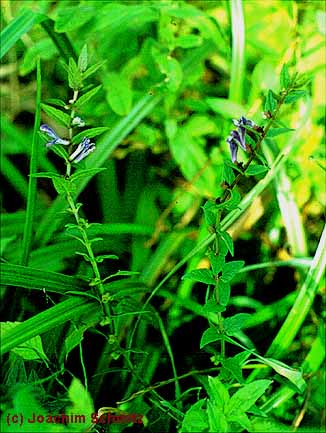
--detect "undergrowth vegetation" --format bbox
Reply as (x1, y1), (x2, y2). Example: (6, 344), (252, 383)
(0, 1), (325, 432)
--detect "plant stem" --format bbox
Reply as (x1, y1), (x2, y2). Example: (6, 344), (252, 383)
(65, 188), (114, 333)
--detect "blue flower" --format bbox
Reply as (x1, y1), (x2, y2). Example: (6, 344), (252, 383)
(69, 137), (96, 163)
(40, 124), (70, 147)
(226, 116), (258, 163)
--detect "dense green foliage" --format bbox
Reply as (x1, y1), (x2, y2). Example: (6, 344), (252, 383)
(1, 1), (325, 432)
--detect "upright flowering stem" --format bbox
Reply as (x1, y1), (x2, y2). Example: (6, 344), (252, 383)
(65, 188), (114, 332)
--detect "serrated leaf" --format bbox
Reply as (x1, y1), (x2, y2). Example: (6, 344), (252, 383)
(41, 103), (71, 127)
(246, 165), (269, 176)
(72, 126), (109, 144)
(266, 127), (294, 138)
(78, 44), (88, 72)
(284, 90), (306, 103)
(218, 280), (231, 307)
(182, 269), (216, 285)
(70, 167), (107, 183)
(74, 85), (102, 109)
(264, 90), (277, 112)
(223, 313), (251, 335)
(225, 380), (272, 417)
(200, 327), (223, 348)
(280, 64), (290, 89)
(221, 261), (245, 282)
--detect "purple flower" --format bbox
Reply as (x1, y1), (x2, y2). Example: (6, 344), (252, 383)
(69, 138), (96, 163)
(40, 124), (70, 147)
(226, 116), (258, 163)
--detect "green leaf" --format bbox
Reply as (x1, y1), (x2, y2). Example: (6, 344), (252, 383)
(67, 377), (94, 417)
(262, 358), (306, 393)
(0, 322), (48, 361)
(44, 98), (67, 107)
(81, 60), (106, 80)
(154, 54), (183, 92)
(225, 380), (272, 417)
(202, 200), (217, 227)
(218, 280), (231, 307)
(219, 231), (234, 256)
(266, 127), (294, 138)
(105, 72), (132, 116)
(182, 269), (216, 285)
(55, 6), (95, 32)
(78, 44), (88, 72)
(223, 313), (251, 335)
(223, 161), (236, 184)
(70, 167), (107, 183)
(246, 165), (269, 176)
(264, 90), (277, 112)
(180, 399), (208, 433)
(210, 252), (226, 275)
(207, 399), (228, 433)
(175, 34), (203, 48)
(284, 90), (307, 103)
(206, 98), (246, 118)
(30, 171), (61, 179)
(52, 177), (70, 195)
(72, 126), (109, 144)
(207, 376), (230, 407)
(221, 260), (245, 282)
(203, 299), (226, 314)
(280, 63), (290, 89)
(200, 327), (223, 349)
(96, 254), (119, 263)
(41, 103), (71, 127)
(74, 85), (102, 109)
(68, 57), (83, 90)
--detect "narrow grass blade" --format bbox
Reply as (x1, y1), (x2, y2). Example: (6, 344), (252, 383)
(0, 297), (99, 356)
(266, 223), (326, 359)
(21, 59), (41, 266)
(229, 0), (245, 102)
(0, 9), (45, 59)
(0, 263), (87, 294)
